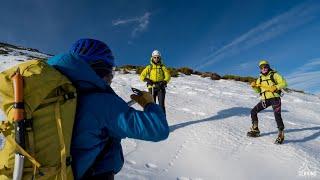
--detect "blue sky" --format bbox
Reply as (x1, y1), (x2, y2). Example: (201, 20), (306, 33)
(0, 0), (319, 93)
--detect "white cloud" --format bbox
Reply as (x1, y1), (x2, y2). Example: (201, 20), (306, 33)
(112, 12), (151, 38)
(287, 58), (320, 94)
(112, 18), (139, 26)
(196, 2), (320, 70)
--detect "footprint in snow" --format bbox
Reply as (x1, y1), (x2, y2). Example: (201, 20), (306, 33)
(192, 112), (206, 116)
(287, 121), (299, 125)
(125, 160), (136, 165)
(194, 88), (206, 92)
(178, 177), (203, 180)
(145, 163), (157, 169)
(187, 91), (197, 95)
(168, 91), (178, 94)
(180, 108), (191, 112)
(169, 162), (174, 166)
(177, 177), (190, 180)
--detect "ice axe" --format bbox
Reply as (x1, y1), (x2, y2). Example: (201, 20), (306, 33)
(12, 70), (26, 180)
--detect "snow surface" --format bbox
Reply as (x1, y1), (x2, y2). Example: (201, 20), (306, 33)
(112, 73), (320, 180)
(0, 48), (319, 180)
(0, 46), (49, 72)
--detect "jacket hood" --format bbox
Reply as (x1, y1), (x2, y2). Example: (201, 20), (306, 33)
(48, 53), (107, 90)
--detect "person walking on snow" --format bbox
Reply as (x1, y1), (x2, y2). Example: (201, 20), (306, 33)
(48, 39), (169, 180)
(140, 50), (171, 114)
(248, 60), (288, 144)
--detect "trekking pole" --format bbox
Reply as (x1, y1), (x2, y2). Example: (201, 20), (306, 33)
(151, 86), (154, 97)
(12, 70), (26, 180)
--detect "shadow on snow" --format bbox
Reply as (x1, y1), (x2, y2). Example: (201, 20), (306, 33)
(170, 107), (251, 133)
(260, 126), (320, 144)
(169, 107), (318, 144)
(170, 107), (289, 133)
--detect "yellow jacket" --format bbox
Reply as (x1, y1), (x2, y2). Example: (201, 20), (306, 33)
(140, 58), (171, 87)
(253, 70), (287, 100)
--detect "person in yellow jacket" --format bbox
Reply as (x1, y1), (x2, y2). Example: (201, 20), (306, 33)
(140, 50), (171, 114)
(248, 60), (288, 144)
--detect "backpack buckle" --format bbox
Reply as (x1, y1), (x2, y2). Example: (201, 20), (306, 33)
(63, 92), (76, 101)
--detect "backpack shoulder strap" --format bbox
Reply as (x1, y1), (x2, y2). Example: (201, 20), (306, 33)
(259, 75), (262, 84)
(147, 64), (152, 78)
(259, 71), (277, 84)
(269, 71), (277, 84)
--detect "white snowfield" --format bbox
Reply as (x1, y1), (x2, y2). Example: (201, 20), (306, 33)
(113, 73), (320, 180)
(0, 45), (49, 72)
(0, 51), (319, 180)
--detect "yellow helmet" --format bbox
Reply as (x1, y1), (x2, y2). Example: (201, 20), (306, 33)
(259, 60), (269, 67)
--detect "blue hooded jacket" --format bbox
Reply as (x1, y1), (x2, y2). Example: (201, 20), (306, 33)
(48, 53), (169, 179)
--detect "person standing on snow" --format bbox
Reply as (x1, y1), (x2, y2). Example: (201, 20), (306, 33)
(140, 50), (171, 114)
(48, 39), (169, 180)
(247, 60), (287, 144)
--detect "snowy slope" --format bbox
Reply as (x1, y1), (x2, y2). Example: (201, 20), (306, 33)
(0, 46), (319, 180)
(113, 73), (320, 180)
(0, 43), (50, 71)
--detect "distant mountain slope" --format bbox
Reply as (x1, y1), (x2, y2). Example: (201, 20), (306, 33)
(0, 42), (50, 71)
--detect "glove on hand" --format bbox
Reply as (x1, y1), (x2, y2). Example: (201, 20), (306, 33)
(250, 82), (256, 88)
(269, 85), (278, 93)
(160, 81), (167, 87)
(130, 91), (154, 108)
(144, 78), (153, 85)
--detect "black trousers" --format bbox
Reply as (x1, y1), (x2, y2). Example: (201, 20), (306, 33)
(149, 87), (166, 114)
(251, 97), (284, 130)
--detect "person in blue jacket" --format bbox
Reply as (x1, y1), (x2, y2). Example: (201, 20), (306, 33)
(48, 38), (169, 180)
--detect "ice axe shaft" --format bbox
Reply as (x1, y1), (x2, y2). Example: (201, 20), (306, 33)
(13, 154), (24, 180)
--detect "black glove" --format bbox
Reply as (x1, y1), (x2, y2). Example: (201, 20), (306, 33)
(144, 78), (153, 85)
(160, 81), (167, 87)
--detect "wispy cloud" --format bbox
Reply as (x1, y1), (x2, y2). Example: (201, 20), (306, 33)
(287, 58), (320, 94)
(112, 12), (151, 38)
(196, 1), (320, 70)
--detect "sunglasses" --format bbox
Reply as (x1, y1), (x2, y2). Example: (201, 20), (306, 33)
(260, 65), (268, 70)
(153, 56), (161, 59)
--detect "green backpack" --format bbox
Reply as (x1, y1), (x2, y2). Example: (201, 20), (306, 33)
(0, 59), (77, 180)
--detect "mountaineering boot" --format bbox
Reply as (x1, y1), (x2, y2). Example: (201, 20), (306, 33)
(247, 125), (260, 137)
(275, 130), (284, 144)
